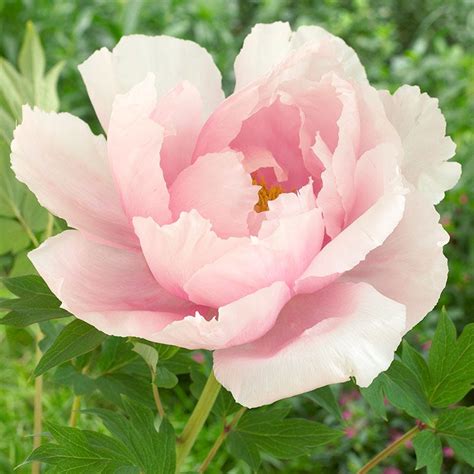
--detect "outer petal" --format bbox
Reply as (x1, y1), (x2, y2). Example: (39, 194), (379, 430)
(213, 282), (406, 408)
(152, 282), (291, 350)
(108, 75), (172, 224)
(234, 22), (367, 91)
(344, 193), (449, 330)
(29, 230), (194, 337)
(133, 210), (243, 301)
(380, 85), (461, 203)
(79, 35), (224, 131)
(169, 151), (257, 237)
(11, 106), (136, 248)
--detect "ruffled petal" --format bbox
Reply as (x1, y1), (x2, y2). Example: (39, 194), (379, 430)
(153, 282), (291, 350)
(107, 75), (172, 224)
(11, 106), (136, 248)
(344, 192), (449, 329)
(169, 151), (257, 237)
(234, 22), (367, 91)
(29, 230), (194, 338)
(213, 282), (405, 408)
(380, 85), (461, 203)
(133, 210), (243, 301)
(185, 207), (325, 307)
(79, 35), (224, 131)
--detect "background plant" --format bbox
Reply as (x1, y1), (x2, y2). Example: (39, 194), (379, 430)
(0, 1), (472, 473)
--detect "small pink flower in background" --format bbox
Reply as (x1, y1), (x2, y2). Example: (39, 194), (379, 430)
(10, 22), (460, 408)
(422, 340), (432, 351)
(342, 410), (352, 421)
(192, 352), (205, 364)
(459, 193), (468, 205)
(344, 426), (357, 439)
(443, 446), (454, 458)
(383, 468), (402, 474)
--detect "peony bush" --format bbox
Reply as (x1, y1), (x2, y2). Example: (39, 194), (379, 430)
(1, 19), (471, 474)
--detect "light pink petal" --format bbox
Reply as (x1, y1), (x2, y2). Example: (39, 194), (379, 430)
(29, 230), (194, 338)
(133, 211), (244, 301)
(380, 85), (461, 203)
(108, 75), (172, 224)
(344, 192), (449, 330)
(79, 35), (224, 131)
(11, 106), (136, 248)
(214, 282), (405, 408)
(153, 81), (203, 186)
(185, 208), (325, 307)
(153, 282), (291, 350)
(234, 23), (367, 91)
(169, 151), (257, 237)
(296, 190), (406, 294)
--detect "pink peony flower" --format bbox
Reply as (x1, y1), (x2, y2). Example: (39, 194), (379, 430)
(11, 23), (460, 408)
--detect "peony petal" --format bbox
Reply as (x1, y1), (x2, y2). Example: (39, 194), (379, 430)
(29, 230), (193, 338)
(213, 282), (405, 408)
(169, 151), (257, 237)
(153, 282), (291, 350)
(296, 190), (406, 294)
(234, 23), (367, 91)
(79, 35), (224, 131)
(11, 106), (136, 248)
(107, 75), (172, 224)
(185, 207), (325, 307)
(380, 85), (461, 203)
(344, 192), (449, 330)
(153, 81), (203, 186)
(133, 211), (243, 301)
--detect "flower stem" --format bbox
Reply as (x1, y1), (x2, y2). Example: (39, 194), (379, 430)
(32, 330), (43, 474)
(175, 371), (221, 473)
(358, 425), (420, 473)
(199, 407), (247, 473)
(152, 382), (165, 418)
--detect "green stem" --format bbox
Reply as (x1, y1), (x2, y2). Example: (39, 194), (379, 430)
(199, 407), (247, 473)
(358, 425), (420, 473)
(175, 371), (221, 473)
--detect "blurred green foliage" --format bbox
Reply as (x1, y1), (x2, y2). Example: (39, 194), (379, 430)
(0, 0), (473, 472)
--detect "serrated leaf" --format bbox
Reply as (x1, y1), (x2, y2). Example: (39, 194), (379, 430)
(436, 407), (474, 466)
(0, 217), (30, 253)
(24, 422), (136, 473)
(37, 60), (63, 112)
(34, 319), (106, 376)
(305, 386), (342, 420)
(413, 430), (442, 474)
(87, 399), (176, 473)
(428, 310), (474, 407)
(381, 360), (432, 423)
(401, 340), (431, 390)
(0, 58), (25, 119)
(229, 407), (342, 468)
(360, 376), (387, 420)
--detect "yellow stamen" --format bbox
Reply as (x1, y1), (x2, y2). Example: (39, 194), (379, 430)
(252, 176), (284, 212)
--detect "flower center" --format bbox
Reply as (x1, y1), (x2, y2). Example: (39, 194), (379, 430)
(252, 176), (284, 212)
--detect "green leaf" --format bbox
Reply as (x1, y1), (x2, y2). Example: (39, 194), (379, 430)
(155, 366), (178, 389)
(413, 430), (442, 474)
(2, 274), (51, 297)
(401, 340), (431, 390)
(436, 407), (474, 466)
(34, 320), (106, 376)
(0, 217), (30, 253)
(382, 361), (432, 423)
(305, 386), (342, 420)
(87, 399), (176, 473)
(18, 22), (46, 97)
(428, 310), (474, 407)
(24, 422), (137, 473)
(132, 342), (158, 372)
(37, 60), (64, 112)
(360, 376), (387, 420)
(0, 58), (25, 119)
(228, 406), (342, 468)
